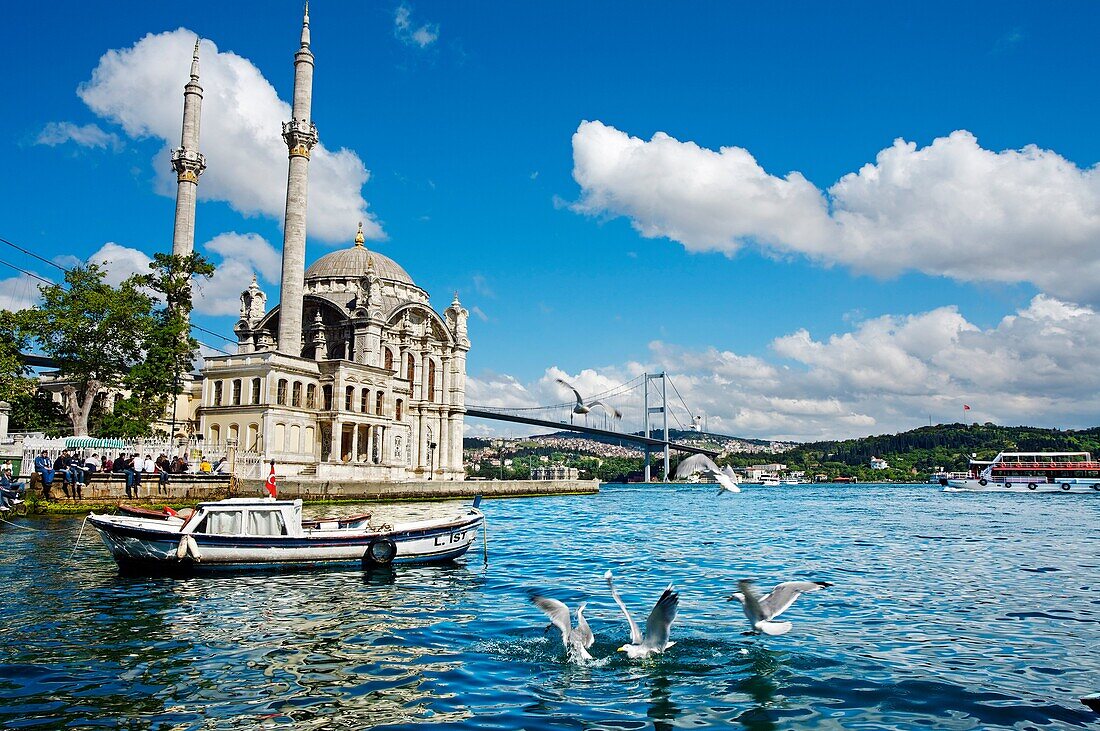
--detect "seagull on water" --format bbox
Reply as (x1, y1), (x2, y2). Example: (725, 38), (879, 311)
(727, 579), (832, 636)
(702, 467), (741, 494)
(530, 595), (595, 661)
(556, 378), (623, 420)
(604, 569), (679, 659)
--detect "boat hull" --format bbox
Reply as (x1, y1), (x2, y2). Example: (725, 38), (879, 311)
(945, 479), (1100, 494)
(89, 512), (483, 573)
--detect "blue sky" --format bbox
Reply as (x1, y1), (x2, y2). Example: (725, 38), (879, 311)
(5, 1), (1100, 440)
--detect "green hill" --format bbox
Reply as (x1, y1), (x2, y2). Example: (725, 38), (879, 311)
(722, 423), (1100, 482)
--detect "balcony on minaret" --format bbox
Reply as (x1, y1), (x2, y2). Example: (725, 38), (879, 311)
(171, 147), (207, 183)
(282, 119), (318, 159)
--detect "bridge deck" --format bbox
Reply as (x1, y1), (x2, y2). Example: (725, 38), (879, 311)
(465, 408), (718, 458)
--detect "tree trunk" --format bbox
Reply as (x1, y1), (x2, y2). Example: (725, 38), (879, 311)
(62, 381), (101, 437)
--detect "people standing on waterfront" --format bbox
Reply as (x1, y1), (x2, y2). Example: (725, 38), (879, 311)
(34, 450), (55, 498)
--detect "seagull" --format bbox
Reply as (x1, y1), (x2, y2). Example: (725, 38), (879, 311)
(556, 378), (623, 420)
(604, 569), (679, 659)
(530, 595), (595, 661)
(703, 468), (741, 494)
(727, 579), (832, 636)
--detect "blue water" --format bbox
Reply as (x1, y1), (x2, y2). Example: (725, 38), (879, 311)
(1, 483), (1098, 729)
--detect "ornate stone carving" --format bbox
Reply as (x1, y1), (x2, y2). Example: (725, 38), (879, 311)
(282, 119), (318, 159)
(171, 147), (206, 180)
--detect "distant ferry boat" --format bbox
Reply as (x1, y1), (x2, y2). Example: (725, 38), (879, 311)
(944, 452), (1100, 493)
(760, 475), (781, 487)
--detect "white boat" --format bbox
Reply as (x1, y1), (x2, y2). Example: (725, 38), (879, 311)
(944, 452), (1100, 494)
(88, 497), (484, 573)
(760, 475), (781, 487)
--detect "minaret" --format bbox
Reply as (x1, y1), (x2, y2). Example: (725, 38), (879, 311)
(276, 3), (318, 356)
(170, 39), (206, 258)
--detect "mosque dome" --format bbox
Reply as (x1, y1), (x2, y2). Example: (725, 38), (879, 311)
(304, 223), (414, 285)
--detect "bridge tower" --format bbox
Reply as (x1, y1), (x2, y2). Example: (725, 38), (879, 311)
(642, 372), (670, 482)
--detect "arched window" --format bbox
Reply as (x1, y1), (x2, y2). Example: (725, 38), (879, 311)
(376, 391), (384, 415)
(306, 384), (317, 409)
(345, 385), (354, 411)
(213, 381), (223, 406)
(292, 382), (303, 407)
(229, 423), (239, 442)
(232, 379), (242, 405)
(427, 361), (437, 402)
(361, 388), (370, 414)
(395, 398), (403, 421)
(406, 355), (415, 382)
(247, 423), (258, 449)
(210, 424), (221, 443)
(384, 349), (394, 370)
(251, 378), (261, 404)
(322, 385), (333, 410)
(277, 379), (288, 405)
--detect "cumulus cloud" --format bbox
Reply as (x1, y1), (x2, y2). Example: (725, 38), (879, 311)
(571, 121), (1100, 302)
(36, 121), (122, 151)
(78, 29), (382, 243)
(194, 232), (280, 316)
(394, 4), (439, 48)
(467, 295), (1100, 441)
(86, 242), (152, 286)
(0, 274), (47, 311)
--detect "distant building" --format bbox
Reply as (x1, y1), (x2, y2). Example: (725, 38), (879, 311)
(870, 456), (889, 470)
(532, 465), (580, 480)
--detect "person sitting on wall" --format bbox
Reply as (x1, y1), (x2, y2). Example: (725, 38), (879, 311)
(155, 453), (171, 493)
(52, 450), (74, 499)
(0, 466), (26, 509)
(199, 455), (212, 473)
(34, 450), (56, 500)
(113, 453), (135, 500)
(170, 456), (188, 474)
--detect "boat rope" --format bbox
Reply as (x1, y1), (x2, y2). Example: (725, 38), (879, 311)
(0, 515), (75, 533)
(66, 517), (90, 561)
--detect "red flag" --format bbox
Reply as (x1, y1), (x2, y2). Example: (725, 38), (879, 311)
(265, 462), (277, 498)
(963, 405), (971, 411)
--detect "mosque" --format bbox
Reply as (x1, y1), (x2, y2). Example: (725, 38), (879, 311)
(173, 7), (469, 481)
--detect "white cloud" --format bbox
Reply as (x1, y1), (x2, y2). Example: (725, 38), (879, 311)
(78, 29), (382, 243)
(0, 275), (47, 311)
(86, 242), (151, 286)
(394, 4), (439, 48)
(571, 122), (1100, 302)
(194, 232), (280, 317)
(466, 295), (1100, 441)
(35, 121), (122, 151)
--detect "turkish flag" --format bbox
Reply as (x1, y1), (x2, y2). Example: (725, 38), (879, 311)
(963, 405), (971, 411)
(265, 462), (277, 498)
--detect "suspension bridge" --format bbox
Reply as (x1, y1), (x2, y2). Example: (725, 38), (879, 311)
(466, 372), (716, 481)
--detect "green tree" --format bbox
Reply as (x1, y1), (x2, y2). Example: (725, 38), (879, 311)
(20, 264), (154, 436)
(100, 253), (214, 437)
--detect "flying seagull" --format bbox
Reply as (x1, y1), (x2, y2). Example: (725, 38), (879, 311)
(604, 569), (679, 659)
(703, 467), (741, 494)
(556, 378), (623, 420)
(727, 579), (832, 636)
(530, 595), (595, 661)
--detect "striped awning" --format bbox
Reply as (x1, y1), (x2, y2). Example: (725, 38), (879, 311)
(64, 437), (127, 449)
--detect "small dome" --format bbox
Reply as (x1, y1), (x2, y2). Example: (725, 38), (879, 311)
(304, 246), (414, 284)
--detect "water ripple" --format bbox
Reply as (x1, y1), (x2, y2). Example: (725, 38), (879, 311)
(0, 485), (1097, 729)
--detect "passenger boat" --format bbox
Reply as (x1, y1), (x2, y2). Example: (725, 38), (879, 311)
(943, 452), (1100, 494)
(87, 497), (484, 573)
(760, 475), (781, 487)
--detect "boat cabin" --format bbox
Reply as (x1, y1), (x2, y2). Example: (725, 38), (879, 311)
(972, 452), (1100, 481)
(184, 498), (304, 538)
